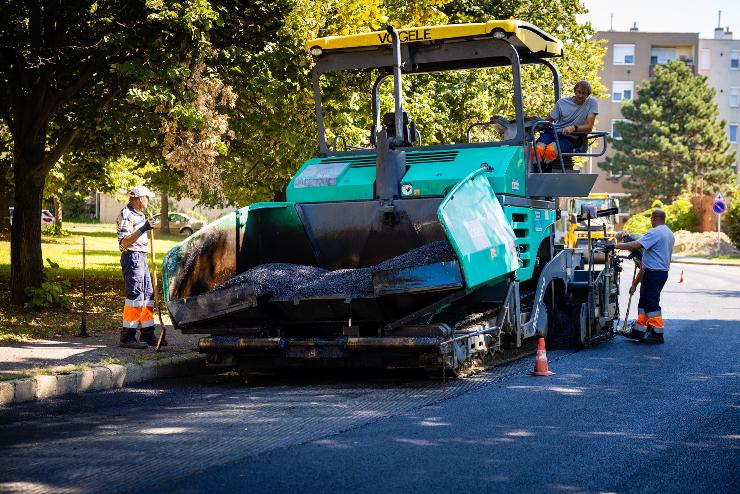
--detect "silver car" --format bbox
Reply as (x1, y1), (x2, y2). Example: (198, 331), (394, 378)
(153, 212), (204, 236)
(8, 207), (56, 226)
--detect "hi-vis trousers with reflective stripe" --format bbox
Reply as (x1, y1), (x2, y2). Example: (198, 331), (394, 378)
(121, 252), (154, 330)
(636, 268), (668, 333)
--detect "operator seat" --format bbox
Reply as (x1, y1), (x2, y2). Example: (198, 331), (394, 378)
(381, 112), (416, 147)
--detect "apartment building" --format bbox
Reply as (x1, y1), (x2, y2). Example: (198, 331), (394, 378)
(590, 25), (740, 195)
(698, 26), (740, 173)
(591, 29), (699, 194)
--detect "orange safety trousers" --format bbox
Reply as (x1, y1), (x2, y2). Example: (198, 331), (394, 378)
(636, 269), (668, 334)
(121, 252), (154, 330)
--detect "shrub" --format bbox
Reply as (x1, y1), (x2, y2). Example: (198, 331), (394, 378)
(723, 188), (740, 248)
(624, 199), (698, 234)
(24, 259), (71, 309)
(624, 209), (652, 234)
(41, 224), (68, 236)
(665, 198), (698, 231)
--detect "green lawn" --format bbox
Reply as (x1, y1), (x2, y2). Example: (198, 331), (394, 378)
(0, 222), (186, 343)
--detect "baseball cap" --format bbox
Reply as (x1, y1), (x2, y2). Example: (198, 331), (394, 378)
(129, 185), (156, 198)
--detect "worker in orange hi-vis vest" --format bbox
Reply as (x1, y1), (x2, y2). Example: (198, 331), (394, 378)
(115, 185), (167, 348)
(605, 209), (675, 344)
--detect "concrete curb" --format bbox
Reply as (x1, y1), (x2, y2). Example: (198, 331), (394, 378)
(671, 257), (740, 267)
(0, 352), (205, 407)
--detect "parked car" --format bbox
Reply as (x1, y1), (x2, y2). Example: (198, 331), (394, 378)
(8, 207), (56, 226)
(153, 212), (204, 236)
(41, 209), (55, 226)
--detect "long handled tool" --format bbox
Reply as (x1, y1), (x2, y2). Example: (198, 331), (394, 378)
(78, 236), (90, 337)
(146, 218), (168, 351)
(618, 262), (638, 334)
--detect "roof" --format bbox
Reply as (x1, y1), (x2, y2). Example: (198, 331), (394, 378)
(306, 20), (563, 57)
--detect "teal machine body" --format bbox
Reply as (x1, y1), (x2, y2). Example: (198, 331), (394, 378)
(162, 22), (616, 371)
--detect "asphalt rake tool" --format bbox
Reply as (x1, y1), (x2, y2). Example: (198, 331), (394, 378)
(146, 216), (168, 352)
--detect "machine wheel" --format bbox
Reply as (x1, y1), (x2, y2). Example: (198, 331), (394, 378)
(181, 227), (194, 236)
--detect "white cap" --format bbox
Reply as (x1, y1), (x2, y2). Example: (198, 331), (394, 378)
(129, 185), (156, 198)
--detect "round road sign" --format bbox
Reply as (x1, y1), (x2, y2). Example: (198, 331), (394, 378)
(712, 201), (726, 214)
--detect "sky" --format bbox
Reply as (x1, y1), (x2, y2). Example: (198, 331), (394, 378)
(578, 0), (740, 38)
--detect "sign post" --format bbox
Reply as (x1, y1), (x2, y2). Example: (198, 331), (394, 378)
(712, 193), (727, 255)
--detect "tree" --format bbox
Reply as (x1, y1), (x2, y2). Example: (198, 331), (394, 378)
(0, 122), (10, 232)
(600, 61), (736, 208)
(0, 0), (282, 303)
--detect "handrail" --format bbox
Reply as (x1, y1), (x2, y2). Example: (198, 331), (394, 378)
(561, 132), (608, 158)
(466, 120), (504, 143)
(529, 124), (610, 172)
(530, 120), (565, 173)
(332, 135), (347, 152)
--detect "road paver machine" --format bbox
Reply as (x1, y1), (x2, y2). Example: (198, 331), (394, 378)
(162, 21), (620, 373)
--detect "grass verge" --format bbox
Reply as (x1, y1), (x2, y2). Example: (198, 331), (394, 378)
(1, 222), (185, 343)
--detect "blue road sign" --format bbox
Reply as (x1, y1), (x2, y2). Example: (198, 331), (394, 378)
(712, 201), (726, 214)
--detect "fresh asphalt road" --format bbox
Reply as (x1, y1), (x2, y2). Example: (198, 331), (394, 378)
(0, 261), (738, 494)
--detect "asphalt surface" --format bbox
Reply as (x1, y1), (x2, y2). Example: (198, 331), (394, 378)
(0, 261), (738, 494)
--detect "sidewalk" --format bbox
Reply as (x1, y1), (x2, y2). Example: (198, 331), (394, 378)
(0, 328), (207, 406)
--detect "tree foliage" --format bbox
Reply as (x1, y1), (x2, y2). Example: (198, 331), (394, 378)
(600, 61), (736, 208)
(0, 0), (288, 302)
(1, 0), (606, 302)
(216, 0), (605, 205)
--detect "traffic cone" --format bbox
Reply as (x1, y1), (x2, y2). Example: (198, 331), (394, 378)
(529, 337), (555, 376)
(678, 270), (685, 283)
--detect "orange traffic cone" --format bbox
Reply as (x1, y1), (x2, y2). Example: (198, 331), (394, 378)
(530, 337), (555, 376)
(678, 270), (685, 283)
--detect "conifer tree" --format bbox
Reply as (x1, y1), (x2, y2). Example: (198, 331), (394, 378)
(600, 61), (736, 208)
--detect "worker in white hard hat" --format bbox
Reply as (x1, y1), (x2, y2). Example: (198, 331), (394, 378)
(115, 185), (166, 348)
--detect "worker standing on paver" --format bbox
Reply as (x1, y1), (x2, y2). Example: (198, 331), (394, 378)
(606, 209), (675, 344)
(116, 185), (163, 349)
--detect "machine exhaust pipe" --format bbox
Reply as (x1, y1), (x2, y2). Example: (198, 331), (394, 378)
(375, 25), (406, 203)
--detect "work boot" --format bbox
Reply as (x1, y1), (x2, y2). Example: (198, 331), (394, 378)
(621, 322), (645, 341)
(641, 327), (664, 344)
(535, 144), (547, 162)
(140, 328), (168, 347)
(543, 143), (558, 163)
(119, 329), (147, 349)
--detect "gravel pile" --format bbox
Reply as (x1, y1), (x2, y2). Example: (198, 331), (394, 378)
(214, 240), (456, 300)
(673, 230), (740, 257)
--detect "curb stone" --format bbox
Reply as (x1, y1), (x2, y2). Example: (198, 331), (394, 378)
(0, 352), (205, 406)
(671, 257), (740, 267)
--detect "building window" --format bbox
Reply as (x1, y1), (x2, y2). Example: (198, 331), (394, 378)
(613, 44), (635, 65)
(730, 124), (738, 144)
(611, 119), (628, 140)
(612, 81), (634, 102)
(700, 49), (711, 70)
(731, 88), (740, 108)
(732, 51), (740, 70)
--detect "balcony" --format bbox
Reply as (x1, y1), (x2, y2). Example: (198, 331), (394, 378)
(649, 58), (696, 77)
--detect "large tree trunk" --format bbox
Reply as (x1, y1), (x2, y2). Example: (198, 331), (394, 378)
(10, 162), (45, 304)
(160, 192), (170, 234)
(53, 196), (63, 230)
(0, 175), (10, 233)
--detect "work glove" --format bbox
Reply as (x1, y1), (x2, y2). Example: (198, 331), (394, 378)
(138, 217), (156, 234)
(602, 241), (615, 253)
